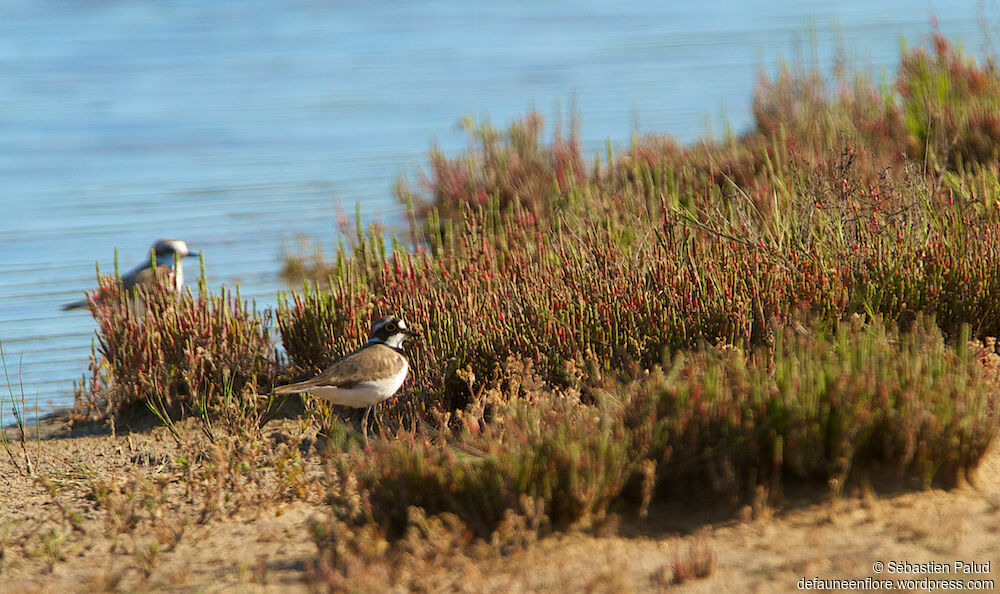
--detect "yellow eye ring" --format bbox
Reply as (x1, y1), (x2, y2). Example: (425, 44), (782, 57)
(385, 323), (397, 333)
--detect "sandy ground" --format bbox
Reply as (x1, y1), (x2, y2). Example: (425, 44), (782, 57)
(1, 410), (998, 593)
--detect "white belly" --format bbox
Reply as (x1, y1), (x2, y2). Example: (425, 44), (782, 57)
(308, 361), (408, 408)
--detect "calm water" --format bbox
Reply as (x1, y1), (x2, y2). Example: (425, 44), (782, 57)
(0, 0), (991, 416)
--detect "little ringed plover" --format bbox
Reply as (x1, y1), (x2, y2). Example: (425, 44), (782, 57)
(274, 315), (420, 440)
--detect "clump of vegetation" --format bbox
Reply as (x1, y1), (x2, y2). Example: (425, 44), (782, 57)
(657, 538), (718, 586)
(898, 32), (1000, 168)
(619, 32), (1000, 213)
(330, 368), (638, 538)
(643, 317), (993, 496)
(403, 112), (585, 221)
(309, 317), (993, 586)
(2, 340), (39, 477)
(280, 29), (1000, 589)
(279, 132), (1000, 429)
(72, 274), (279, 422)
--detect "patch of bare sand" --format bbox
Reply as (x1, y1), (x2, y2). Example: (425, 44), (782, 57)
(2, 415), (999, 592)
(1, 416), (325, 593)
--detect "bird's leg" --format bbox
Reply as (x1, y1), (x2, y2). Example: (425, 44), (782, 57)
(362, 406), (371, 443)
(373, 402), (384, 436)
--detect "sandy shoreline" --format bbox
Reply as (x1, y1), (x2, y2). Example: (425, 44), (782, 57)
(1, 411), (998, 592)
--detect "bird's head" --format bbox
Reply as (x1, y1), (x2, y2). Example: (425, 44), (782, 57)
(151, 238), (199, 266)
(368, 316), (420, 349)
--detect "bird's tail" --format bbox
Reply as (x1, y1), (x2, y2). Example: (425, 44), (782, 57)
(61, 299), (90, 311)
(273, 381), (310, 395)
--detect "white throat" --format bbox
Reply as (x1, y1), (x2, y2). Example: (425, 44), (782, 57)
(172, 260), (184, 291)
(373, 333), (407, 349)
(156, 256), (185, 291)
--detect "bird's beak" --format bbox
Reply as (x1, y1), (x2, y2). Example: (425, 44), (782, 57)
(403, 328), (421, 341)
(185, 251), (201, 259)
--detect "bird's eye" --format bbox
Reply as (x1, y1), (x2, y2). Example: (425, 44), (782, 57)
(385, 323), (397, 333)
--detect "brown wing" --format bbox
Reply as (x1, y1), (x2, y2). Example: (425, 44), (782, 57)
(61, 264), (171, 311)
(274, 344), (405, 393)
(126, 265), (172, 291)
